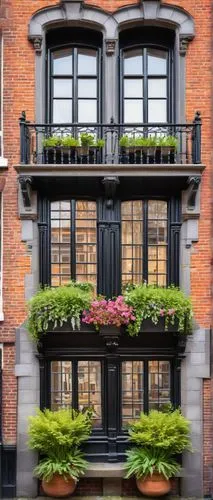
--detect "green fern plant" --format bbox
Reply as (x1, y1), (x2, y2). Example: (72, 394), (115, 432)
(125, 409), (191, 480)
(28, 408), (93, 481)
(124, 447), (181, 480)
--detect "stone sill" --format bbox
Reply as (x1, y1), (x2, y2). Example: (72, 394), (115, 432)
(14, 163), (205, 178)
(84, 463), (185, 478)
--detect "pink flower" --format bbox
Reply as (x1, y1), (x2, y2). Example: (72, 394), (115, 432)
(82, 295), (136, 329)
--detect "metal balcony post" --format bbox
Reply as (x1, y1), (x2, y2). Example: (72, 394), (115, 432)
(19, 111), (27, 164)
(193, 111), (202, 164)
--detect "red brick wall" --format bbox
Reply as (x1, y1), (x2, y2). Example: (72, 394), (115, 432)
(0, 0), (212, 494)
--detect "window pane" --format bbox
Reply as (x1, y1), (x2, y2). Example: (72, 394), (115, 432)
(147, 49), (167, 75)
(147, 201), (168, 286)
(122, 361), (144, 425)
(148, 361), (171, 410)
(148, 79), (167, 98)
(75, 201), (97, 287)
(148, 99), (167, 122)
(53, 48), (73, 75)
(78, 79), (97, 98)
(78, 48), (97, 75)
(121, 201), (143, 285)
(124, 100), (143, 123)
(51, 361), (72, 410)
(124, 79), (143, 98)
(148, 200), (167, 219)
(53, 99), (72, 123)
(78, 361), (102, 427)
(51, 201), (71, 285)
(53, 79), (72, 98)
(124, 48), (143, 75)
(78, 100), (97, 122)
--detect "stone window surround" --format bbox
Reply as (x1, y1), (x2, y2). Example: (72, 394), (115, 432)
(28, 0), (195, 124)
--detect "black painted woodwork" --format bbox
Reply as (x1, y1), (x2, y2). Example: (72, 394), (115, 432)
(39, 324), (185, 462)
(39, 194), (180, 295)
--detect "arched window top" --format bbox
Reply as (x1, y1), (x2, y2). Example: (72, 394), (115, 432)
(46, 27), (103, 50)
(119, 26), (175, 50)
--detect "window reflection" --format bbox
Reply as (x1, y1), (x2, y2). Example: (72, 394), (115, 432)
(148, 361), (170, 410)
(51, 361), (72, 410)
(122, 361), (144, 425)
(50, 200), (97, 288)
(147, 48), (167, 75)
(78, 48), (97, 75)
(53, 48), (73, 75)
(78, 361), (102, 427)
(121, 201), (143, 285)
(124, 48), (143, 75)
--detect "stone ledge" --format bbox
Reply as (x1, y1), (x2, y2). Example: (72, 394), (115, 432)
(84, 463), (186, 478)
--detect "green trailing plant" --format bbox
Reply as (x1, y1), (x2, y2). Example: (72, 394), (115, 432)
(27, 283), (93, 342)
(157, 135), (178, 149)
(124, 448), (181, 480)
(28, 408), (93, 482)
(124, 284), (193, 336)
(43, 135), (62, 147)
(124, 408), (191, 480)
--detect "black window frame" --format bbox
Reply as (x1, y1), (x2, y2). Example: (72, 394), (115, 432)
(39, 195), (181, 295)
(41, 349), (180, 462)
(46, 27), (103, 124)
(119, 27), (175, 124)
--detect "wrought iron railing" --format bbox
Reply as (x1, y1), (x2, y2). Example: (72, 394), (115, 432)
(19, 112), (202, 165)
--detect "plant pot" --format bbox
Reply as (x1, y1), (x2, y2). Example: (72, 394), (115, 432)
(142, 146), (156, 156)
(140, 317), (179, 333)
(136, 474), (171, 497)
(99, 325), (121, 336)
(42, 474), (76, 498)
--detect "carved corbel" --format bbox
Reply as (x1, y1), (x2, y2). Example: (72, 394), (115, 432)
(186, 176), (201, 210)
(102, 176), (119, 208)
(29, 36), (42, 54)
(179, 35), (194, 56)
(105, 39), (117, 55)
(19, 175), (33, 208)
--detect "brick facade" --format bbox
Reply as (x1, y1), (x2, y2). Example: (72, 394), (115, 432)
(0, 0), (212, 496)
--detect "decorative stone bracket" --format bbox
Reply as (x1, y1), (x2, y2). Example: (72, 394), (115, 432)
(186, 176), (201, 210)
(19, 175), (33, 208)
(179, 35), (194, 56)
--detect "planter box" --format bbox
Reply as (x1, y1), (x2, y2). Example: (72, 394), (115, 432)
(43, 146), (103, 164)
(140, 317), (179, 333)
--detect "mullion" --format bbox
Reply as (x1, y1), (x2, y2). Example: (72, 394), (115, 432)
(71, 200), (76, 280)
(143, 48), (148, 124)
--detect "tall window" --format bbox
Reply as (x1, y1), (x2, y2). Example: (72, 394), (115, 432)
(50, 47), (99, 123)
(121, 200), (168, 286)
(122, 47), (168, 123)
(51, 200), (97, 287)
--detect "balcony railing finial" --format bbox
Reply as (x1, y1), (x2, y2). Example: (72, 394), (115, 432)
(194, 111), (202, 124)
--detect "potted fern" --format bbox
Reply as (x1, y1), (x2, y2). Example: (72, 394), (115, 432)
(28, 408), (93, 497)
(43, 135), (79, 164)
(78, 133), (105, 156)
(157, 135), (178, 163)
(124, 408), (191, 497)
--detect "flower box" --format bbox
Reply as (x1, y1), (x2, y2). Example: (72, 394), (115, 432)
(140, 318), (180, 333)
